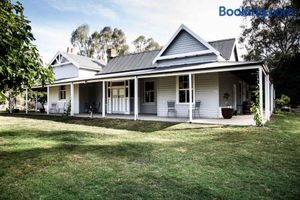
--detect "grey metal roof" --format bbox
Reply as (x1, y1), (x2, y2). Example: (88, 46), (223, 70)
(208, 38), (235, 60)
(63, 52), (105, 71)
(99, 38), (235, 74)
(101, 50), (160, 74)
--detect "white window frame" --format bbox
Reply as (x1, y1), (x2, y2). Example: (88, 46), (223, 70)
(176, 75), (195, 104)
(144, 81), (155, 104)
(59, 85), (66, 100)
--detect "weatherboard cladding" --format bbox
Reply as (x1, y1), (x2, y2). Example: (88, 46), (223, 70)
(161, 30), (208, 56)
(100, 38), (235, 74)
(53, 63), (78, 80)
(156, 73), (219, 118)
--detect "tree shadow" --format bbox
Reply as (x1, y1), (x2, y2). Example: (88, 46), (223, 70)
(0, 113), (178, 132)
(0, 129), (157, 177)
(1, 124), (296, 199)
(0, 129), (115, 144)
(0, 128), (225, 199)
(104, 173), (223, 199)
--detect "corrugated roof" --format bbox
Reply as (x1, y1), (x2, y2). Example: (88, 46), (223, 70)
(208, 38), (235, 60)
(101, 50), (160, 74)
(99, 38), (236, 74)
(63, 52), (105, 71)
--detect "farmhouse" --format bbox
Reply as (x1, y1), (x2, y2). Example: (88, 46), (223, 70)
(39, 24), (274, 124)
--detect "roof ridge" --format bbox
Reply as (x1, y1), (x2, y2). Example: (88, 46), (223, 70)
(112, 49), (161, 58)
(63, 52), (98, 60)
(63, 52), (105, 65)
(208, 38), (236, 43)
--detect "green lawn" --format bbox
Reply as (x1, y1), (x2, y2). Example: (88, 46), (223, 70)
(0, 113), (299, 199)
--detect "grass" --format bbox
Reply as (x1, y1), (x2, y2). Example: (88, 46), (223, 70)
(0, 113), (299, 199)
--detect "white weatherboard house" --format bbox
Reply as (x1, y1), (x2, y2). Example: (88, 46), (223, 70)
(40, 25), (275, 124)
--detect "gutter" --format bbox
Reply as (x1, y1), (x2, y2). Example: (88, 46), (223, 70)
(41, 61), (264, 87)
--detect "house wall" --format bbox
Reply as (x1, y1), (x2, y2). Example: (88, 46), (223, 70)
(139, 78), (157, 114)
(156, 73), (219, 118)
(157, 29), (218, 68)
(53, 64), (78, 80)
(48, 84), (79, 114)
(162, 30), (208, 56)
(78, 69), (98, 78)
(195, 73), (220, 118)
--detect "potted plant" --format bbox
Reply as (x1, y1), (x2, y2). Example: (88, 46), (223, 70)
(221, 92), (234, 119)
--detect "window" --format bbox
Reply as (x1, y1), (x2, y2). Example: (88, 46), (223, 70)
(177, 75), (194, 103)
(59, 85), (66, 100)
(144, 81), (155, 103)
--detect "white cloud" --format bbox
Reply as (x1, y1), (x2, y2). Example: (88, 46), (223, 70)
(112, 0), (244, 43)
(46, 0), (118, 20)
(31, 0), (247, 62)
(31, 23), (73, 63)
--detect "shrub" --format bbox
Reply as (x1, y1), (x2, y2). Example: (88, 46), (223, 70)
(276, 94), (290, 110)
(65, 99), (71, 116)
(251, 88), (263, 126)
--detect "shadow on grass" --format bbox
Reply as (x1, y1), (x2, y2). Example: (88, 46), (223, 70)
(0, 113), (177, 132)
(0, 129), (224, 199)
(0, 129), (112, 143)
(0, 128), (156, 173)
(106, 174), (223, 199)
(1, 116), (299, 199)
(0, 143), (221, 199)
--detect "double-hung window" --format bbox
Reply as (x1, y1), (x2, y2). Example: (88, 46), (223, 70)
(144, 81), (155, 103)
(59, 85), (66, 100)
(177, 75), (194, 103)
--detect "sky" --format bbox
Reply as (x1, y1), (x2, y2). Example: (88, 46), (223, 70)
(20, 0), (246, 63)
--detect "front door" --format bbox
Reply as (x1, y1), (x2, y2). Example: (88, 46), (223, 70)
(112, 87), (126, 113)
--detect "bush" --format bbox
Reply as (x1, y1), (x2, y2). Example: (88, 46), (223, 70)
(276, 95), (290, 110)
(0, 98), (6, 105)
(251, 89), (263, 126)
(65, 99), (71, 116)
(251, 102), (263, 127)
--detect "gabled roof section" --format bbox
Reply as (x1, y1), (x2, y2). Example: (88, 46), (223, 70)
(49, 52), (71, 66)
(100, 50), (160, 74)
(49, 51), (105, 71)
(152, 24), (222, 64)
(208, 38), (236, 60)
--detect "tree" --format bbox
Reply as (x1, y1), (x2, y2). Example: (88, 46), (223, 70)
(71, 25), (129, 60)
(71, 24), (96, 57)
(239, 0), (300, 106)
(28, 91), (47, 112)
(133, 35), (160, 53)
(95, 26), (129, 60)
(272, 53), (300, 106)
(240, 0), (299, 67)
(0, 0), (54, 101)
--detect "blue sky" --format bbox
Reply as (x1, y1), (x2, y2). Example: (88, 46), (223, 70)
(20, 0), (245, 63)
